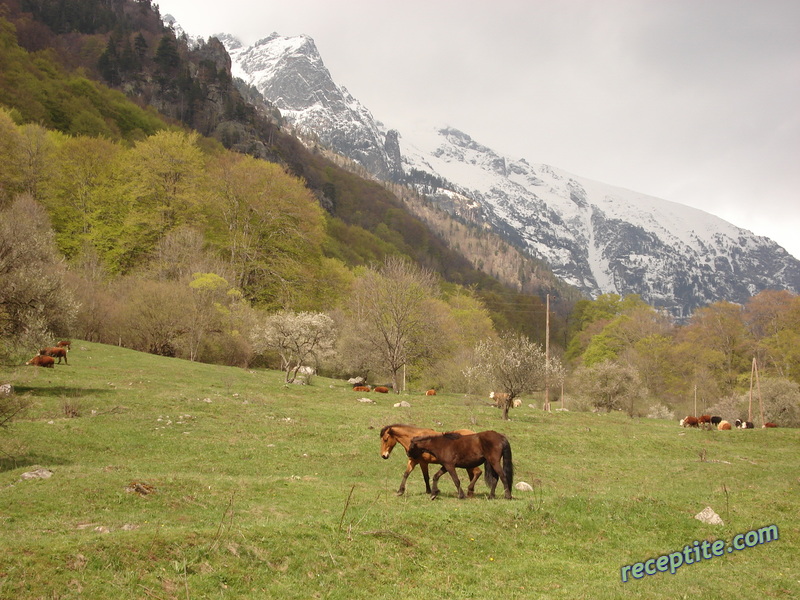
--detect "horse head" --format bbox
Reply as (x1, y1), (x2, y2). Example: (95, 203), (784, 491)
(379, 425), (398, 459)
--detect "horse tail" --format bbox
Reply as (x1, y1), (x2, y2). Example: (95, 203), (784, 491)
(483, 436), (514, 489)
(502, 437), (514, 490)
(484, 460), (498, 489)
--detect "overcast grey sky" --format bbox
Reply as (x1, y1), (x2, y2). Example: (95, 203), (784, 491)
(157, 0), (800, 259)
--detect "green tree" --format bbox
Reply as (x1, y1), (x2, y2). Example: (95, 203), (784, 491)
(109, 130), (205, 270)
(0, 108), (25, 207)
(573, 360), (644, 416)
(208, 154), (330, 310)
(675, 301), (752, 395)
(46, 135), (121, 257)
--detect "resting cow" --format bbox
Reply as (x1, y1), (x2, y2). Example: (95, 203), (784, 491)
(425, 389), (436, 396)
(27, 355), (55, 368)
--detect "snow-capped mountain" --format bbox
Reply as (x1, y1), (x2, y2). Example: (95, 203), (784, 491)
(219, 32), (800, 316)
(222, 33), (402, 180)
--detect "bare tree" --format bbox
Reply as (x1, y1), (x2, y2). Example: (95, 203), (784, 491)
(0, 195), (77, 356)
(472, 331), (564, 420)
(343, 256), (441, 392)
(250, 311), (336, 383)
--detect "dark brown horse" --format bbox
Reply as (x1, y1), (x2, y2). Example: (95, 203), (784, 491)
(408, 431), (514, 500)
(379, 424), (482, 496)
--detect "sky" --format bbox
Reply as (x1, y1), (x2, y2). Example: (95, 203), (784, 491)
(157, 0), (800, 258)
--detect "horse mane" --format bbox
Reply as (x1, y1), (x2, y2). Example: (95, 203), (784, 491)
(379, 423), (415, 437)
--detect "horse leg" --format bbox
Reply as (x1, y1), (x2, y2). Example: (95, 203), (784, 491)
(397, 459), (417, 496)
(465, 467), (481, 498)
(419, 461), (432, 494)
(430, 466), (444, 499)
(489, 457), (511, 499)
(445, 465), (466, 499)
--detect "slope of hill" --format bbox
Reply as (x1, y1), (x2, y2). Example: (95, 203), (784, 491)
(1, 341), (797, 598)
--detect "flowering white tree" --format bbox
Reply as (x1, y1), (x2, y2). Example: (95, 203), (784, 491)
(250, 311), (337, 383)
(472, 331), (565, 420)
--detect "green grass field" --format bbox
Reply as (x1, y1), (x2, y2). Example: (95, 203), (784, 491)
(1, 341), (798, 599)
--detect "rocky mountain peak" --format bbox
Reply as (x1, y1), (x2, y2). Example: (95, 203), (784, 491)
(222, 33), (401, 180)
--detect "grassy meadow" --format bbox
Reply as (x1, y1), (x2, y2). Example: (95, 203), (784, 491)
(0, 341), (798, 599)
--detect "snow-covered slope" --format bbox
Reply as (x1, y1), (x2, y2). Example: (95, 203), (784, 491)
(400, 126), (800, 316)
(217, 31), (800, 316)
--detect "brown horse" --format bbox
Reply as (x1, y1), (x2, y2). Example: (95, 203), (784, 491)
(408, 431), (514, 500)
(379, 424), (482, 497)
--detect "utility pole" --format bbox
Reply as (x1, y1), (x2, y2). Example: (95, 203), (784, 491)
(544, 294), (551, 412)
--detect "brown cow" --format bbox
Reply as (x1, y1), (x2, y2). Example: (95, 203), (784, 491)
(680, 416), (699, 428)
(698, 414), (712, 429)
(353, 385), (371, 392)
(27, 354), (55, 368)
(56, 340), (71, 350)
(425, 389), (436, 396)
(763, 422), (778, 428)
(374, 386), (390, 393)
(717, 420), (732, 430)
(40, 347), (68, 364)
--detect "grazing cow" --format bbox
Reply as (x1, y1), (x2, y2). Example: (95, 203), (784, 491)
(425, 389), (436, 396)
(26, 355), (55, 368)
(717, 420), (731, 430)
(710, 416), (722, 427)
(490, 391), (510, 407)
(680, 416), (700, 428)
(374, 386), (390, 393)
(698, 415), (712, 429)
(56, 340), (71, 350)
(352, 385), (371, 392)
(40, 347), (68, 364)
(763, 422), (778, 428)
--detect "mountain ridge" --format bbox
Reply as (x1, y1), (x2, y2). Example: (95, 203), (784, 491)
(219, 31), (800, 316)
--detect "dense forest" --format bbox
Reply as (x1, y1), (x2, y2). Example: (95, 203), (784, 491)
(1, 0), (799, 425)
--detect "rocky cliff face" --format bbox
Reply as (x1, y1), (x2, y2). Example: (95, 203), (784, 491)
(222, 33), (402, 180)
(220, 32), (800, 316)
